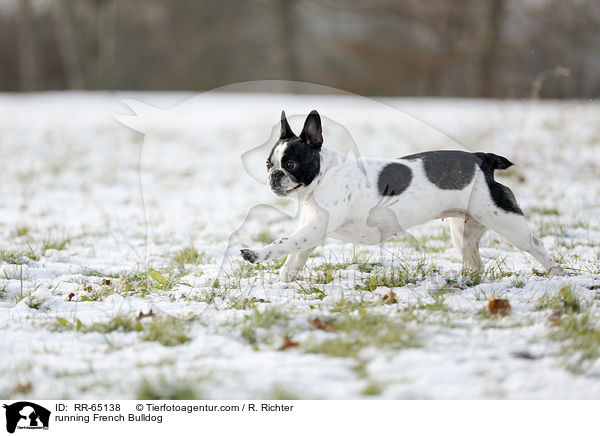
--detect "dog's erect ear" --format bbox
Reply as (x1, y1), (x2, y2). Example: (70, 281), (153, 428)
(280, 110), (295, 140)
(300, 110), (322, 149)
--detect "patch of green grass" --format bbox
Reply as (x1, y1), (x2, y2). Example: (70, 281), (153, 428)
(41, 236), (71, 254)
(76, 267), (186, 301)
(549, 310), (600, 373)
(52, 314), (191, 347)
(313, 250), (382, 274)
(296, 284), (326, 300)
(361, 381), (384, 396)
(535, 221), (568, 239)
(512, 278), (526, 289)
(0, 247), (39, 264)
(303, 251), (381, 284)
(4, 265), (40, 302)
(351, 359), (368, 378)
(227, 296), (260, 310)
(528, 206), (560, 216)
(80, 282), (117, 302)
(361, 259), (435, 291)
(305, 309), (418, 358)
(53, 315), (142, 333)
(459, 257), (514, 286)
(220, 257), (286, 283)
(482, 257), (515, 281)
(405, 293), (450, 313)
(236, 306), (292, 345)
(78, 267), (122, 278)
(49, 315), (190, 347)
(185, 287), (228, 304)
(245, 306), (290, 330)
(25, 295), (47, 310)
(267, 385), (299, 400)
(171, 246), (207, 270)
(123, 267), (189, 297)
(137, 377), (200, 400)
(331, 296), (377, 313)
(15, 226), (30, 237)
(537, 285), (581, 314)
(141, 317), (191, 347)
(312, 268), (336, 284)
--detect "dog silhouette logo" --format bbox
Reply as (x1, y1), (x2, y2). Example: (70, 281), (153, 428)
(3, 402), (50, 433)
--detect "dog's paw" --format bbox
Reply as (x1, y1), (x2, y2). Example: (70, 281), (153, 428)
(240, 248), (259, 264)
(279, 267), (301, 282)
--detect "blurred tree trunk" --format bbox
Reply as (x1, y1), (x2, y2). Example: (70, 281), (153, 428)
(95, 0), (117, 89)
(52, 0), (85, 89)
(475, 0), (504, 97)
(272, 0), (296, 92)
(16, 0), (40, 91)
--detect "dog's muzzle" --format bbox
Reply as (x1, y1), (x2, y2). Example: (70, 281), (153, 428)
(269, 169), (285, 189)
(269, 169), (301, 196)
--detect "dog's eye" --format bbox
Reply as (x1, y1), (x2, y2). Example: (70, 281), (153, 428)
(285, 161), (297, 170)
(266, 161), (273, 169)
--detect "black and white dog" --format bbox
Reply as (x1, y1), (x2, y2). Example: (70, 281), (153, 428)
(241, 110), (565, 281)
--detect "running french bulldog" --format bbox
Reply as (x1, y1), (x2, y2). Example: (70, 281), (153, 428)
(240, 110), (565, 281)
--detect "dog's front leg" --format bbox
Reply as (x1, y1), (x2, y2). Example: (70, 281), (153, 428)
(240, 217), (327, 265)
(279, 248), (315, 282)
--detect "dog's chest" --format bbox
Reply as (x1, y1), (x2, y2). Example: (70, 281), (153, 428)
(329, 218), (391, 244)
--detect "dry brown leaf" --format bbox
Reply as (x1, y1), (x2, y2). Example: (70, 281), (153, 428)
(280, 336), (299, 350)
(323, 322), (336, 332)
(83, 283), (92, 293)
(136, 309), (154, 320)
(311, 317), (337, 332)
(102, 279), (112, 285)
(66, 292), (75, 301)
(12, 382), (32, 395)
(488, 298), (511, 317)
(382, 291), (397, 304)
(548, 309), (563, 326)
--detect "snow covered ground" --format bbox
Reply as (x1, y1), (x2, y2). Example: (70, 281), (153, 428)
(0, 90), (599, 399)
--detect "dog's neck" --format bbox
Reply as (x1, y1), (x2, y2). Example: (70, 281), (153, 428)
(295, 147), (353, 202)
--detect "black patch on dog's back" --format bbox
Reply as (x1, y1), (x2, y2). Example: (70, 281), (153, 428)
(378, 163), (412, 196)
(402, 150), (477, 190)
(403, 150), (523, 215)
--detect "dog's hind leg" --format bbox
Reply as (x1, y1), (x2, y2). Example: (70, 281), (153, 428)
(449, 216), (486, 272)
(476, 212), (565, 276)
(470, 160), (565, 275)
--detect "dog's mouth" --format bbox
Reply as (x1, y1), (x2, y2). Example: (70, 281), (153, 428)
(271, 183), (302, 196)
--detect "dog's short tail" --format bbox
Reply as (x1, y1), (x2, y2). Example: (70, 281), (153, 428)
(474, 152), (514, 179)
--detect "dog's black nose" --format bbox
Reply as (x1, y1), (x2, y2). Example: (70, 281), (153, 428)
(270, 169), (285, 186)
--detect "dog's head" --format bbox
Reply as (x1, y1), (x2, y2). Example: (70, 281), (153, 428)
(266, 110), (322, 198)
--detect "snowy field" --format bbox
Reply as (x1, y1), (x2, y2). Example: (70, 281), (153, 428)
(0, 91), (599, 399)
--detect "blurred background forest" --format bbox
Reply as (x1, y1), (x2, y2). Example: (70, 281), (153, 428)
(1, 0), (599, 97)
